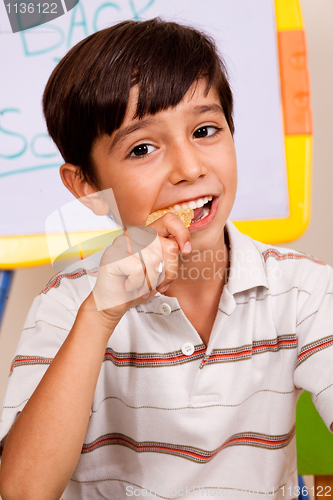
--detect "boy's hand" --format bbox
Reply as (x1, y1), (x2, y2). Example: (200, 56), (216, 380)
(147, 211), (192, 291)
(88, 212), (191, 326)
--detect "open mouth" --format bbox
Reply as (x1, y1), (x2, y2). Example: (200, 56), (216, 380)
(145, 195), (216, 228)
(190, 198), (213, 224)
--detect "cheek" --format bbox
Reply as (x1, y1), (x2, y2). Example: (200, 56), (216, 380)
(216, 156), (237, 187)
(117, 187), (155, 226)
(224, 148), (237, 187)
(228, 159), (238, 188)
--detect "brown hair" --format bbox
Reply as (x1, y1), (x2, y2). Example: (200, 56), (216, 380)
(43, 18), (234, 190)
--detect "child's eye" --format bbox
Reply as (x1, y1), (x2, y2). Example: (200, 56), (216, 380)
(129, 144), (156, 158)
(193, 126), (221, 139)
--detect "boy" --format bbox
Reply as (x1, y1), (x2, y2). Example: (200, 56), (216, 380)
(0, 17), (333, 500)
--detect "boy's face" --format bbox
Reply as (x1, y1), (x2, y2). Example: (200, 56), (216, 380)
(91, 78), (237, 252)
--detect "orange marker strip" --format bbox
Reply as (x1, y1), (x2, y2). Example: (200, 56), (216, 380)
(277, 29), (312, 135)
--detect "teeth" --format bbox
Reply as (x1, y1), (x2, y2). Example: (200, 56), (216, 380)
(145, 196), (214, 228)
(177, 196), (213, 211)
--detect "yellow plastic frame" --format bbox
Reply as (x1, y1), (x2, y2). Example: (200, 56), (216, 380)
(0, 0), (311, 268)
(234, 0), (311, 244)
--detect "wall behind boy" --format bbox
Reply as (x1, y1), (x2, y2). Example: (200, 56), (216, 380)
(0, 0), (333, 408)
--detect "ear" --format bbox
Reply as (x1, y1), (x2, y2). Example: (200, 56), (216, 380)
(60, 163), (110, 216)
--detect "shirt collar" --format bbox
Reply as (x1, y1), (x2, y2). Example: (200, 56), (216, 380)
(154, 219), (268, 301)
(224, 219), (269, 295)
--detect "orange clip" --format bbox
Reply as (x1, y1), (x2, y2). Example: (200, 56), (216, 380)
(277, 29), (312, 135)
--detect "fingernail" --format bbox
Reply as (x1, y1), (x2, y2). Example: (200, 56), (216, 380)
(183, 241), (191, 253)
(142, 292), (150, 298)
(159, 284), (170, 293)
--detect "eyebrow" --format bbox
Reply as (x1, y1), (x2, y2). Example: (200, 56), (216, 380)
(190, 104), (224, 117)
(108, 103), (224, 153)
(108, 118), (156, 153)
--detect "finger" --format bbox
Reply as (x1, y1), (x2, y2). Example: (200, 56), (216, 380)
(147, 212), (192, 254)
(138, 246), (165, 291)
(152, 238), (179, 292)
(122, 257), (147, 292)
(124, 227), (165, 291)
(101, 229), (161, 271)
(115, 247), (161, 294)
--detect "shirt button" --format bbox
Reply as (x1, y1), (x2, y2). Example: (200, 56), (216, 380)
(159, 302), (171, 316)
(182, 342), (195, 356)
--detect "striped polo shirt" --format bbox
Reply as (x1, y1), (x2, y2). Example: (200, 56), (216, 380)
(1, 219), (333, 499)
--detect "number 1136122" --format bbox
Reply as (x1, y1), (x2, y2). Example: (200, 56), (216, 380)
(6, 3), (58, 14)
(281, 486), (332, 497)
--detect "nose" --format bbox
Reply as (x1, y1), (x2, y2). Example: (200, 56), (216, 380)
(167, 140), (208, 184)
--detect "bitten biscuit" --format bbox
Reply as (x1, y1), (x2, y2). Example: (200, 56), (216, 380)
(145, 207), (194, 227)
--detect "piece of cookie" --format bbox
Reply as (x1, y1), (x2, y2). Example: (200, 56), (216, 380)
(145, 206), (194, 227)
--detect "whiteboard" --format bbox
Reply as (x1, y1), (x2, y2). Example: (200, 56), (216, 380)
(0, 0), (288, 239)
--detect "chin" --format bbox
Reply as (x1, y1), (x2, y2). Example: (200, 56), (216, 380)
(191, 228), (225, 253)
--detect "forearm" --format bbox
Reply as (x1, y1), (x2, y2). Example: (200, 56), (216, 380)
(0, 294), (117, 500)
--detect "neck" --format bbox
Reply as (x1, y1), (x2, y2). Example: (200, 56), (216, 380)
(164, 228), (230, 299)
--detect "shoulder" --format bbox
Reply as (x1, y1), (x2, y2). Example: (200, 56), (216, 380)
(13, 249), (105, 365)
(225, 220), (331, 296)
(38, 249), (104, 309)
(254, 238), (329, 292)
